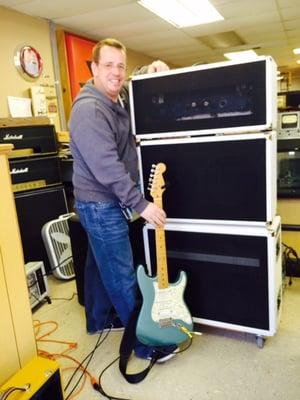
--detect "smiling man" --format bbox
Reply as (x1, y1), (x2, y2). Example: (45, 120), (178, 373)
(69, 38), (177, 362)
(91, 41), (126, 101)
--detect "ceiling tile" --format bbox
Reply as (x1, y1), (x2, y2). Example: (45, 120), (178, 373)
(216, 0), (278, 19)
(286, 29), (300, 39)
(9, 0), (134, 19)
(1, 0), (300, 71)
(55, 3), (152, 30)
(277, 0), (300, 9)
(88, 18), (174, 40)
(196, 31), (245, 49)
(284, 19), (300, 29)
(281, 6), (300, 20)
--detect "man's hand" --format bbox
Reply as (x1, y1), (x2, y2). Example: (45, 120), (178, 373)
(140, 203), (166, 228)
(147, 60), (169, 73)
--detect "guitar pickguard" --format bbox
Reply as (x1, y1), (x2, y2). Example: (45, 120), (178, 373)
(151, 277), (192, 326)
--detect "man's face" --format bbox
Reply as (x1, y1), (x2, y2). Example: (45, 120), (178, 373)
(92, 45), (126, 102)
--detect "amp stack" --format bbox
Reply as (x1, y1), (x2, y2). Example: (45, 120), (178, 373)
(0, 118), (69, 274)
(129, 56), (282, 348)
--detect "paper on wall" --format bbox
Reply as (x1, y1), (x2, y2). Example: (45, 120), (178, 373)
(7, 96), (32, 118)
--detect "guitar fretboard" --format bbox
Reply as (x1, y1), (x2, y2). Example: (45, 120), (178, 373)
(155, 227), (169, 289)
(153, 193), (169, 290)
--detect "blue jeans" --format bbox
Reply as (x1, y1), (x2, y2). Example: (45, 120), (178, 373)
(75, 200), (155, 359)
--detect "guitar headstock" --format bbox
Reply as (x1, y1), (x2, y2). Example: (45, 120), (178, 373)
(148, 162), (166, 201)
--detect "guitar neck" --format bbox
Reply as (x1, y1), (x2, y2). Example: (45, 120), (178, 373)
(155, 228), (169, 289)
(154, 197), (169, 289)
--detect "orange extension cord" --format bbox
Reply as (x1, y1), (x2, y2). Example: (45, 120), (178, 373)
(34, 319), (98, 399)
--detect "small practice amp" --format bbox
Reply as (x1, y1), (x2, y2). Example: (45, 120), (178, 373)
(0, 356), (64, 400)
(25, 261), (49, 309)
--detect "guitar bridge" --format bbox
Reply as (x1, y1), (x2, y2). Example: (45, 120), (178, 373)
(159, 318), (173, 328)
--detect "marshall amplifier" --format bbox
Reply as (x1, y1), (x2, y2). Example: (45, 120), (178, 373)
(0, 124), (57, 156)
(9, 156), (62, 192)
(138, 131), (277, 225)
(143, 217), (282, 342)
(130, 56), (277, 139)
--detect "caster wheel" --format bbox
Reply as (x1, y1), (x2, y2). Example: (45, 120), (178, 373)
(256, 335), (265, 348)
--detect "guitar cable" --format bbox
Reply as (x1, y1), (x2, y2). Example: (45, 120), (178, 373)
(172, 321), (202, 341)
(95, 339), (194, 400)
(174, 322), (194, 339)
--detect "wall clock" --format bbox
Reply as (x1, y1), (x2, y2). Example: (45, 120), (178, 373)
(14, 45), (43, 80)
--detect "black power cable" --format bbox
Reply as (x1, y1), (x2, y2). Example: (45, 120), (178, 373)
(282, 242), (300, 285)
(95, 337), (193, 400)
(64, 310), (114, 400)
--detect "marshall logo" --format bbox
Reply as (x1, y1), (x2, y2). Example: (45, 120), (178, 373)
(10, 167), (29, 175)
(3, 133), (23, 140)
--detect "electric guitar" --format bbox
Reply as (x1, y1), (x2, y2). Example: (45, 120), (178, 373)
(136, 163), (193, 346)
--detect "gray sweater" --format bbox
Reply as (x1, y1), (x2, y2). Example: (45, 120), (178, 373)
(69, 81), (148, 214)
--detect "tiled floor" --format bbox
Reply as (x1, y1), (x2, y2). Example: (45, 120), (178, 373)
(33, 276), (300, 400)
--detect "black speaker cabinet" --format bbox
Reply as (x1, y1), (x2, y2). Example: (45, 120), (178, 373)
(68, 213), (88, 305)
(130, 56), (277, 139)
(143, 217), (282, 339)
(68, 214), (146, 306)
(14, 185), (68, 273)
(138, 132), (277, 224)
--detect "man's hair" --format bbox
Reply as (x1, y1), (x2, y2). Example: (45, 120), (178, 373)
(92, 38), (127, 63)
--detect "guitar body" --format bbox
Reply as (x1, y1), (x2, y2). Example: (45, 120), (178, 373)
(136, 163), (194, 346)
(136, 264), (194, 346)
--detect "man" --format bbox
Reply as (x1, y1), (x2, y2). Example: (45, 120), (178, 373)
(69, 38), (176, 361)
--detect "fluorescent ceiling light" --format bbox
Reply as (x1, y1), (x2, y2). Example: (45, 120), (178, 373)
(293, 48), (300, 55)
(224, 50), (258, 61)
(137, 0), (224, 28)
